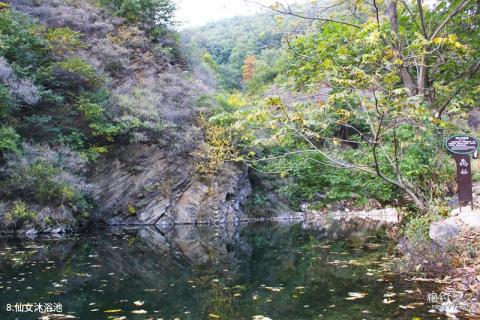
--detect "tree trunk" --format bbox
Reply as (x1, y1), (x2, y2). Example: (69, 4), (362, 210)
(385, 0), (418, 96)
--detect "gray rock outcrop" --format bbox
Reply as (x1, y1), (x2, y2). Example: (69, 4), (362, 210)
(90, 143), (251, 226)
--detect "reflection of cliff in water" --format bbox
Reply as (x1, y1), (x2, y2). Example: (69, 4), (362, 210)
(301, 215), (391, 240)
(0, 215), (388, 272)
(98, 224), (251, 277)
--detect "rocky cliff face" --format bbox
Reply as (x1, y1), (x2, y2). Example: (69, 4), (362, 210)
(90, 143), (251, 226)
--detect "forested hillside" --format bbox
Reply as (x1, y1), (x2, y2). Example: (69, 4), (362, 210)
(182, 5), (315, 91)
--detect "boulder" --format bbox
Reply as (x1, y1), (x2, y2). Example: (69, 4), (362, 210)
(429, 217), (460, 245)
(458, 211), (480, 229)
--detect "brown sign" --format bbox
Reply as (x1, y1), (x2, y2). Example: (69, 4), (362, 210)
(446, 135), (479, 155)
(454, 154), (473, 202)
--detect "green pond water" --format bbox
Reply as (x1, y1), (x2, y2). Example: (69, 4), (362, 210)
(0, 220), (448, 320)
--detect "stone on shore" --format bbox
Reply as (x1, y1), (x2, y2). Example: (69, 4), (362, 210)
(429, 218), (460, 245)
(429, 207), (480, 245)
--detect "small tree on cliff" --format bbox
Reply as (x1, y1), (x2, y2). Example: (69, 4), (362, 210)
(99, 0), (176, 31)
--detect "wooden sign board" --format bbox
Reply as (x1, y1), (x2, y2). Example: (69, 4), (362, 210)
(454, 154), (473, 202)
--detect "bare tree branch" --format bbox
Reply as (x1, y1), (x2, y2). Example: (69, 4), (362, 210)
(245, 0), (362, 28)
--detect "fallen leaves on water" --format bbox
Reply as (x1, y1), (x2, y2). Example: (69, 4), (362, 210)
(345, 292), (368, 300)
(104, 309), (122, 313)
(130, 310), (147, 314)
(39, 315), (77, 320)
(384, 292), (397, 298)
(263, 286), (283, 292)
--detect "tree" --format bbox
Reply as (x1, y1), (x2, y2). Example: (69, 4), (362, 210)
(99, 0), (176, 31)
(231, 0), (479, 211)
(242, 55), (256, 82)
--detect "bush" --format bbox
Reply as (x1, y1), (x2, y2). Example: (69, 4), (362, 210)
(0, 143), (93, 214)
(45, 26), (84, 54)
(402, 213), (441, 246)
(0, 126), (21, 156)
(98, 0), (176, 30)
(0, 8), (50, 70)
(89, 38), (131, 76)
(5, 201), (37, 225)
(0, 56), (40, 105)
(53, 57), (104, 89)
(15, 0), (116, 36)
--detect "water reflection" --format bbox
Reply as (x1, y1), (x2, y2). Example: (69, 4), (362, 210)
(0, 218), (446, 320)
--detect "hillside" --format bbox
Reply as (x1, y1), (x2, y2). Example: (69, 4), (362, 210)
(0, 0), (251, 234)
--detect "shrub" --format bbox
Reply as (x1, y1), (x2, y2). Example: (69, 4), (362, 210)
(0, 8), (50, 70)
(0, 143), (92, 214)
(0, 84), (12, 115)
(99, 0), (176, 30)
(403, 213), (441, 246)
(54, 57), (104, 88)
(0, 56), (40, 105)
(0, 126), (21, 156)
(16, 1), (116, 36)
(107, 25), (148, 49)
(45, 26), (84, 54)
(89, 38), (131, 76)
(4, 201), (37, 229)
(195, 116), (239, 175)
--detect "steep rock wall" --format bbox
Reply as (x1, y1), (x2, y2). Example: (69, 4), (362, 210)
(90, 143), (251, 225)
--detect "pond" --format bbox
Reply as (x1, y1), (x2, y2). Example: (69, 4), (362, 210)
(0, 219), (448, 320)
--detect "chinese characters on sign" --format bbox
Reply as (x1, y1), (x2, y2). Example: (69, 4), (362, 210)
(454, 154), (473, 202)
(5, 302), (63, 313)
(445, 135), (479, 206)
(445, 135), (479, 154)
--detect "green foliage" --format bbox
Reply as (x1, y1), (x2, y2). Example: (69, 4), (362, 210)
(55, 57), (104, 87)
(0, 9), (50, 71)
(5, 201), (37, 224)
(46, 27), (84, 54)
(0, 143), (93, 217)
(200, 0), (479, 212)
(201, 52), (219, 73)
(195, 115), (239, 175)
(403, 214), (441, 245)
(0, 84), (12, 115)
(245, 49), (288, 94)
(76, 93), (120, 141)
(13, 161), (72, 204)
(98, 0), (175, 31)
(182, 12), (298, 90)
(0, 126), (20, 156)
